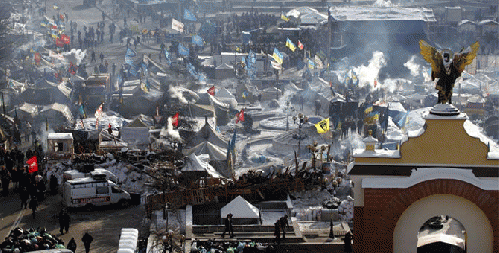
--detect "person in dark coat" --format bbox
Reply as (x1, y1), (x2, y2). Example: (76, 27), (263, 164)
(58, 209), (71, 234)
(343, 231), (352, 252)
(221, 213), (234, 238)
(82, 232), (93, 253)
(274, 221), (281, 244)
(67, 237), (77, 252)
(279, 215), (289, 239)
(20, 186), (29, 209)
(29, 196), (38, 219)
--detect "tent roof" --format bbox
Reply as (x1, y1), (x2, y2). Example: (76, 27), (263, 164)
(189, 121), (228, 148)
(221, 195), (260, 219)
(182, 153), (222, 178)
(185, 141), (227, 161)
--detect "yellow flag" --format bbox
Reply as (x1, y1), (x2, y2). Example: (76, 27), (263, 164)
(315, 118), (330, 133)
(281, 13), (289, 22)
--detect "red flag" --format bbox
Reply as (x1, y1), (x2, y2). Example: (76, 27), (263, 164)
(172, 113), (179, 127)
(55, 37), (64, 47)
(236, 109), (244, 123)
(27, 156), (38, 174)
(207, 86), (215, 96)
(34, 52), (41, 64)
(298, 40), (304, 50)
(68, 62), (77, 75)
(61, 34), (70, 44)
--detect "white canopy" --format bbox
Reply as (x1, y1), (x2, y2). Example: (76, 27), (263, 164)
(417, 234), (465, 249)
(221, 195), (259, 219)
(182, 153), (222, 178)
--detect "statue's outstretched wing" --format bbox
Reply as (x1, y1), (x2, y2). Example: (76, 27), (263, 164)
(453, 41), (480, 73)
(419, 40), (442, 80)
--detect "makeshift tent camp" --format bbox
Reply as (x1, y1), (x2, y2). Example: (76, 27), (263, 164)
(221, 195), (260, 225)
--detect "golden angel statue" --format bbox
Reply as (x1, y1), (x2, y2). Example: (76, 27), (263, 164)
(419, 40), (480, 104)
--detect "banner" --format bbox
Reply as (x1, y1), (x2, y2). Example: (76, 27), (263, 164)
(172, 18), (184, 33)
(315, 118), (330, 133)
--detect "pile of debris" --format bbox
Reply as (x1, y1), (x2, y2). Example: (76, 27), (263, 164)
(0, 227), (66, 252)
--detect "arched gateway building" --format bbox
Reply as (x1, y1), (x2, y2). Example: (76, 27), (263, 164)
(348, 104), (499, 253)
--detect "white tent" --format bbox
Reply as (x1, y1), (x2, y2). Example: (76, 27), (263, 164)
(221, 195), (259, 219)
(182, 153), (222, 178)
(184, 141), (227, 161)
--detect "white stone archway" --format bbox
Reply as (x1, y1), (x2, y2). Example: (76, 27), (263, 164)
(393, 194), (493, 253)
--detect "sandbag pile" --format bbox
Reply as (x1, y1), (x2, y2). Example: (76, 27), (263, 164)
(0, 227), (65, 253)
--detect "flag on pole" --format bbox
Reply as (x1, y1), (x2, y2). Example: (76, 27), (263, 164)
(172, 18), (184, 33)
(286, 38), (296, 52)
(95, 103), (103, 129)
(364, 106), (373, 114)
(178, 44), (189, 56)
(308, 59), (315, 69)
(314, 55), (323, 69)
(315, 118), (330, 133)
(272, 48), (283, 64)
(235, 109), (245, 123)
(126, 48), (137, 58)
(27, 156), (38, 174)
(172, 112), (179, 127)
(281, 12), (289, 21)
(207, 86), (215, 96)
(192, 35), (204, 46)
(184, 9), (197, 21)
(298, 40), (304, 50)
(141, 79), (150, 93)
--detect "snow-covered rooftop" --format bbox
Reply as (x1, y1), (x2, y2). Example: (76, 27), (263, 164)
(329, 7), (433, 21)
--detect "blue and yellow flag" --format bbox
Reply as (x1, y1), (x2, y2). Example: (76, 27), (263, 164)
(315, 118), (330, 133)
(281, 12), (289, 22)
(272, 48), (283, 64)
(286, 38), (296, 52)
(308, 59), (315, 69)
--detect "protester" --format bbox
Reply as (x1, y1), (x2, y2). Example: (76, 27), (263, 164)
(274, 221), (280, 244)
(67, 237), (77, 252)
(279, 215), (289, 239)
(343, 231), (352, 252)
(29, 196), (38, 219)
(82, 231), (93, 253)
(20, 186), (29, 209)
(58, 209), (71, 235)
(221, 213), (234, 238)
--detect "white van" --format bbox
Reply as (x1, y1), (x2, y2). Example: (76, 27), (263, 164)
(63, 168), (118, 183)
(62, 177), (131, 209)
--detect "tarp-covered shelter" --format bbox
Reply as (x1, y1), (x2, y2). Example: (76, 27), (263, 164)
(189, 120), (228, 148)
(221, 195), (260, 225)
(181, 153), (223, 180)
(47, 132), (74, 159)
(121, 118), (150, 150)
